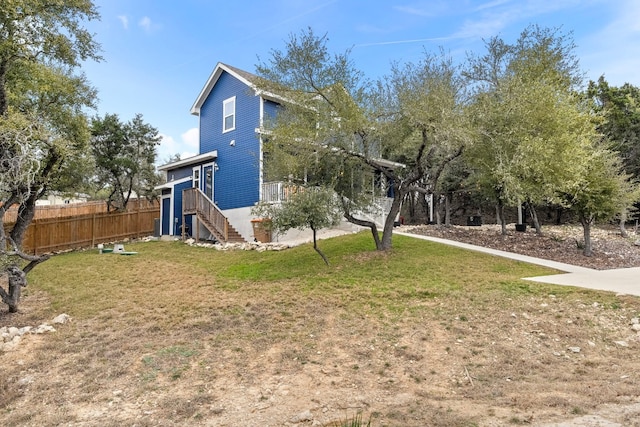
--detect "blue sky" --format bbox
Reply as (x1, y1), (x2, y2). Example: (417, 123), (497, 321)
(81, 0), (640, 163)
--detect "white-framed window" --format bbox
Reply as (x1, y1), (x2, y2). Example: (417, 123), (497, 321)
(223, 96), (236, 132)
(192, 167), (200, 189)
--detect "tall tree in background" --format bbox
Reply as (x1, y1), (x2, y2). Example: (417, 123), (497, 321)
(375, 51), (474, 227)
(560, 149), (639, 256)
(587, 77), (640, 236)
(0, 0), (101, 313)
(464, 25), (592, 235)
(255, 29), (472, 250)
(91, 113), (161, 211)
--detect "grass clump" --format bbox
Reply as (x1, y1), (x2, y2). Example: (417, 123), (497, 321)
(329, 412), (372, 427)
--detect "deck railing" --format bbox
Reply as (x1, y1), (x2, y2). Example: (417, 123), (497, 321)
(182, 188), (228, 241)
(261, 181), (394, 227)
(261, 182), (300, 204)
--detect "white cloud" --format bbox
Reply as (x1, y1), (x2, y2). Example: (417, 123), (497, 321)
(156, 130), (199, 166)
(118, 15), (129, 29)
(473, 0), (512, 13)
(139, 16), (153, 33)
(453, 0), (584, 40)
(181, 128), (199, 150)
(393, 5), (434, 17)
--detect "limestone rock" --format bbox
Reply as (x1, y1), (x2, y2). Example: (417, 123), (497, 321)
(290, 410), (314, 423)
(52, 313), (71, 324)
(35, 324), (56, 334)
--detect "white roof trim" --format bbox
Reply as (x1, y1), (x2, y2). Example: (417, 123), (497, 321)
(157, 151), (217, 171)
(154, 176), (191, 191)
(191, 63), (255, 116)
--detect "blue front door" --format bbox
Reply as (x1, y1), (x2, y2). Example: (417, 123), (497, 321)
(161, 197), (170, 235)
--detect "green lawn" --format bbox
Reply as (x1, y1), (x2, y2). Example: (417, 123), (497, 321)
(3, 231), (637, 427)
(28, 232), (573, 321)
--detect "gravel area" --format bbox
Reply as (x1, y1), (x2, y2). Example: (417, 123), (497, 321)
(403, 223), (640, 270)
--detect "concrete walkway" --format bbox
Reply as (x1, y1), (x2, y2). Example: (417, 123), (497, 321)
(396, 231), (640, 297)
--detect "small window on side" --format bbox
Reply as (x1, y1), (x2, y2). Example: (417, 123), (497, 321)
(223, 97), (236, 132)
(193, 168), (200, 189)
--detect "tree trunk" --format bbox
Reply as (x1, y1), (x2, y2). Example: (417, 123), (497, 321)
(497, 200), (507, 235)
(379, 192), (403, 251)
(311, 227), (329, 265)
(407, 191), (417, 223)
(10, 191), (39, 248)
(526, 202), (542, 235)
(580, 215), (593, 257)
(619, 211), (629, 238)
(444, 193), (451, 227)
(555, 207), (563, 225)
(341, 198), (381, 250)
(1, 266), (27, 313)
(433, 192), (441, 225)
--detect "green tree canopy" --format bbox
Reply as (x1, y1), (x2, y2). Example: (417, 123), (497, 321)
(587, 76), (640, 179)
(1, 0), (101, 313)
(464, 25), (594, 234)
(560, 148), (639, 256)
(91, 113), (161, 211)
(256, 29), (473, 250)
(252, 186), (342, 264)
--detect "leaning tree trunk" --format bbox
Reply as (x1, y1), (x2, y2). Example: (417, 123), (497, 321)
(526, 201), (542, 235)
(311, 226), (329, 266)
(580, 215), (593, 257)
(341, 198), (381, 250)
(10, 190), (40, 247)
(619, 211), (629, 238)
(379, 191), (404, 251)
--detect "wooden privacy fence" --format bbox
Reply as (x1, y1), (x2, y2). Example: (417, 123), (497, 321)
(2, 198), (157, 223)
(3, 201), (160, 255)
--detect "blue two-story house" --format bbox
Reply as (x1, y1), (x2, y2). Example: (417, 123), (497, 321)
(156, 62), (284, 242)
(157, 62), (401, 243)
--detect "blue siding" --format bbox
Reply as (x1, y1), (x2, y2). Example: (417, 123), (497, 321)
(161, 198), (171, 235)
(166, 165), (194, 182)
(173, 181), (191, 234)
(199, 71), (261, 210)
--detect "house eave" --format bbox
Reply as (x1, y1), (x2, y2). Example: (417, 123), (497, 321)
(154, 176), (192, 191)
(191, 62), (257, 116)
(156, 151), (218, 172)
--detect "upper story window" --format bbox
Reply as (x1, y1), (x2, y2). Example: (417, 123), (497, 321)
(223, 96), (236, 132)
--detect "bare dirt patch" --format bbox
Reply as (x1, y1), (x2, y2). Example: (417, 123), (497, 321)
(1, 233), (640, 427)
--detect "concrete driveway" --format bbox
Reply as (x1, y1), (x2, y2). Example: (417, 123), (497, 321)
(396, 231), (640, 297)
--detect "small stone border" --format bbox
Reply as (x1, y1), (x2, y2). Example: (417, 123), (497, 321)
(1, 313), (71, 352)
(184, 238), (291, 252)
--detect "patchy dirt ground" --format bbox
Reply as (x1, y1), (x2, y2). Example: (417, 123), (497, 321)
(404, 223), (640, 270)
(1, 227), (640, 427)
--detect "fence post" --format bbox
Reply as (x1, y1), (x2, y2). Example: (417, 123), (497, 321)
(91, 212), (96, 248)
(33, 220), (37, 256)
(136, 203), (140, 239)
